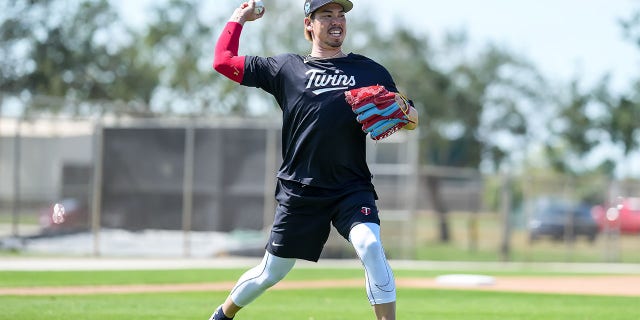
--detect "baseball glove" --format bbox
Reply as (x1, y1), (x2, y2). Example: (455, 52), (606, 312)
(344, 85), (415, 140)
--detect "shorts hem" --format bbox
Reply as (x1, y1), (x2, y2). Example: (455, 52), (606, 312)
(370, 297), (396, 305)
(346, 221), (381, 240)
(266, 246), (320, 263)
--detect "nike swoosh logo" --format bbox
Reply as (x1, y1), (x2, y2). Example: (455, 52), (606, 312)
(271, 241), (284, 247)
(312, 87), (349, 95)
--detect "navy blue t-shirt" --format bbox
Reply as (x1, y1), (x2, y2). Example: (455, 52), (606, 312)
(242, 53), (398, 190)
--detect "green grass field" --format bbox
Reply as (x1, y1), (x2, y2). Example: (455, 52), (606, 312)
(2, 288), (637, 320)
(0, 268), (638, 320)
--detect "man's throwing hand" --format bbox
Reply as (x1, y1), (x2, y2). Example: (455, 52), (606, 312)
(231, 0), (266, 23)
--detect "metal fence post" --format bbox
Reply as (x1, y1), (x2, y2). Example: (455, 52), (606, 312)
(499, 171), (512, 262)
(406, 129), (420, 259)
(182, 124), (195, 257)
(11, 117), (22, 237)
(91, 121), (103, 257)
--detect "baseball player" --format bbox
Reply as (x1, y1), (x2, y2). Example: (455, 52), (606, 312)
(209, 1), (417, 319)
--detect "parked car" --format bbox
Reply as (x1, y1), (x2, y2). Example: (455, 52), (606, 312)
(592, 197), (640, 234)
(39, 198), (90, 235)
(527, 197), (599, 243)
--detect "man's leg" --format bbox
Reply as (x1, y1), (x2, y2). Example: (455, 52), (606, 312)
(210, 251), (295, 319)
(349, 222), (396, 320)
(373, 302), (396, 320)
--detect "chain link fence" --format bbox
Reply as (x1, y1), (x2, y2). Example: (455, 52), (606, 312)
(1, 113), (639, 261)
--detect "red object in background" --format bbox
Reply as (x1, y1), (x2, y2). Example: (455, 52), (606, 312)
(592, 197), (640, 234)
(39, 198), (89, 234)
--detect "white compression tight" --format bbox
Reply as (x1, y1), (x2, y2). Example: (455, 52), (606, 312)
(229, 222), (395, 307)
(349, 222), (396, 305)
(229, 251), (296, 307)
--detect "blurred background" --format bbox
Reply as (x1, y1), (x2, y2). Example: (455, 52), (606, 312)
(1, 0), (639, 263)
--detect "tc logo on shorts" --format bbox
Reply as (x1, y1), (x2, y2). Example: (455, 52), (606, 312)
(361, 206), (372, 215)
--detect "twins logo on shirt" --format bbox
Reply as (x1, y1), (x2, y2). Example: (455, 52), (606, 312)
(361, 206), (372, 216)
(305, 69), (356, 95)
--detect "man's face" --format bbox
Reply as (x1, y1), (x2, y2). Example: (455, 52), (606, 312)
(307, 3), (347, 48)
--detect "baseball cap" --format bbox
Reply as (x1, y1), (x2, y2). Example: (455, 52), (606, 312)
(304, 0), (353, 16)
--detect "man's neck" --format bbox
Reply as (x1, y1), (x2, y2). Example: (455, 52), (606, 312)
(309, 47), (345, 59)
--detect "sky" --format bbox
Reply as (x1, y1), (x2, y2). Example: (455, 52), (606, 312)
(114, 0), (639, 91)
(372, 0), (638, 92)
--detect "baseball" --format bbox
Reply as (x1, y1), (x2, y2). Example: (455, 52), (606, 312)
(254, 0), (264, 15)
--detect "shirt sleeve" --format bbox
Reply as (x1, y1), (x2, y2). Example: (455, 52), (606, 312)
(242, 54), (289, 95)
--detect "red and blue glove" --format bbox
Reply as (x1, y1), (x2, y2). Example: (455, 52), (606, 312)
(345, 85), (415, 140)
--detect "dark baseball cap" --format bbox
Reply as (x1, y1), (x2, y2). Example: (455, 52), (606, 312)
(304, 0), (353, 16)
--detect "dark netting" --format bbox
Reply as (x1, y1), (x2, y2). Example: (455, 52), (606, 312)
(101, 127), (276, 232)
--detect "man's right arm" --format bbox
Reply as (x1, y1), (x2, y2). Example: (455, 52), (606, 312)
(213, 22), (245, 83)
(212, 1), (264, 83)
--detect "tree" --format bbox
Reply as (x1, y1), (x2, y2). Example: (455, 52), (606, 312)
(621, 10), (640, 48)
(615, 9), (640, 163)
(141, 0), (240, 115)
(0, 0), (161, 116)
(544, 8), (640, 178)
(349, 21), (547, 241)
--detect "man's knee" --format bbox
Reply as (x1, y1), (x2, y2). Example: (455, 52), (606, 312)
(230, 252), (295, 307)
(259, 265), (289, 287)
(350, 223), (384, 258)
(350, 223), (396, 304)
(356, 237), (384, 262)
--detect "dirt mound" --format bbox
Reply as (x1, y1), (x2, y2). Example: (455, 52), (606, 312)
(1, 276), (639, 296)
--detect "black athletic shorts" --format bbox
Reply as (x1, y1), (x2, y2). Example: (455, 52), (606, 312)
(266, 179), (381, 262)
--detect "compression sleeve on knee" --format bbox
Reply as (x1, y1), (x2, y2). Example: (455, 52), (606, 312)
(213, 22), (245, 83)
(350, 223), (396, 305)
(230, 252), (295, 307)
